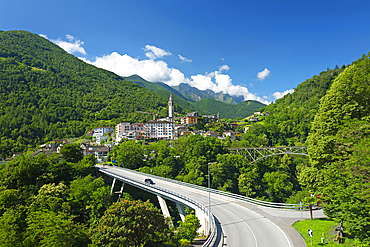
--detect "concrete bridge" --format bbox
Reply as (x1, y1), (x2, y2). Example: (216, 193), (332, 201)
(96, 165), (325, 247)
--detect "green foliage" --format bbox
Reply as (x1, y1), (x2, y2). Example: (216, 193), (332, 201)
(24, 210), (89, 247)
(71, 154), (97, 178)
(111, 140), (145, 170)
(68, 175), (111, 223)
(176, 214), (201, 242)
(89, 199), (173, 247)
(253, 66), (347, 146)
(293, 218), (357, 246)
(0, 205), (27, 246)
(306, 52), (370, 243)
(60, 143), (84, 163)
(237, 154), (306, 202)
(28, 183), (69, 213)
(0, 151), (112, 247)
(210, 154), (244, 193)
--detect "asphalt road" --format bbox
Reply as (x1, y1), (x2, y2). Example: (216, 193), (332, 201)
(99, 166), (326, 247)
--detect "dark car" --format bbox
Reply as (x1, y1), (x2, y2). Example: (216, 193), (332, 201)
(144, 178), (155, 185)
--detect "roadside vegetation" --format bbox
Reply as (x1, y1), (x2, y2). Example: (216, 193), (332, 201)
(293, 218), (356, 246)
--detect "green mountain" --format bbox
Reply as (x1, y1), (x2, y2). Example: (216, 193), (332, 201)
(173, 83), (245, 104)
(256, 65), (348, 146)
(125, 75), (193, 102)
(0, 30), (188, 158)
(194, 98), (266, 119)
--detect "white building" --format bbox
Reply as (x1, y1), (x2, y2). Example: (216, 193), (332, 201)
(115, 122), (146, 142)
(94, 127), (114, 143)
(144, 120), (175, 140)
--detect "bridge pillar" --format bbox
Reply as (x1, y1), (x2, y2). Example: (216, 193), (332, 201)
(117, 182), (125, 202)
(195, 208), (209, 235)
(110, 178), (116, 194)
(157, 195), (173, 227)
(176, 202), (186, 222)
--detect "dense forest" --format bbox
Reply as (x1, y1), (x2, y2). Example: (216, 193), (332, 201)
(0, 144), (201, 246)
(109, 135), (308, 204)
(0, 30), (188, 158)
(305, 53), (370, 242)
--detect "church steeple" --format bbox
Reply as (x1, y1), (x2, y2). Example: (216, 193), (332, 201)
(168, 93), (174, 118)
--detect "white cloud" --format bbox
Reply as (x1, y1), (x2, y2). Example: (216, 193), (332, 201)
(272, 89), (294, 99)
(39, 34), (48, 39)
(50, 35), (87, 55)
(84, 51), (189, 86)
(178, 54), (192, 63)
(79, 43), (270, 104)
(218, 65), (229, 73)
(39, 34), (86, 55)
(144, 45), (171, 60)
(188, 68), (269, 104)
(257, 68), (271, 81)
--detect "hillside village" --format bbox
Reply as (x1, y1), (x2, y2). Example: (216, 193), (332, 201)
(0, 94), (268, 164)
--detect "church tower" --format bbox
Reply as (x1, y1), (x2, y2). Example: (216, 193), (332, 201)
(168, 93), (174, 118)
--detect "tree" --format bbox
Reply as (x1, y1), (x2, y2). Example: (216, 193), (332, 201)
(28, 182), (69, 213)
(89, 199), (173, 247)
(24, 210), (89, 247)
(71, 154), (96, 178)
(0, 206), (27, 247)
(60, 143), (84, 163)
(210, 154), (244, 193)
(68, 175), (111, 223)
(111, 141), (144, 170)
(306, 53), (370, 242)
(263, 171), (293, 202)
(176, 214), (201, 243)
(302, 195), (319, 220)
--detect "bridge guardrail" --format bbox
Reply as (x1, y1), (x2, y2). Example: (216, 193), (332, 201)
(111, 165), (306, 210)
(98, 167), (216, 247)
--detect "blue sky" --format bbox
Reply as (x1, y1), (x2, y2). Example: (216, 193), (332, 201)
(1, 0), (370, 104)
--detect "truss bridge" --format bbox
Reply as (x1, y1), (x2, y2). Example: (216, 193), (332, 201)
(228, 146), (308, 164)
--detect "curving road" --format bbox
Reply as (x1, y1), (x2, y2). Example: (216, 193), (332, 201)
(98, 166), (325, 247)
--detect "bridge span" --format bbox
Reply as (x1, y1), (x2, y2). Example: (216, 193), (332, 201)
(97, 165), (325, 247)
(228, 146), (308, 164)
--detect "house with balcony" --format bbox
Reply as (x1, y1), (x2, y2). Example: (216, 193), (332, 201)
(93, 127), (114, 144)
(144, 120), (175, 140)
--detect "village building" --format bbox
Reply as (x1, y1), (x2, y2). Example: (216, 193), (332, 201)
(93, 127), (114, 144)
(115, 122), (146, 142)
(144, 120), (175, 140)
(80, 142), (111, 162)
(181, 112), (199, 125)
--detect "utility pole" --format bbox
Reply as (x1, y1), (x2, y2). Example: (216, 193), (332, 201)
(208, 162), (212, 235)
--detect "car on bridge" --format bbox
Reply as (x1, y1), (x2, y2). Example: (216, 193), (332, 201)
(144, 178), (155, 185)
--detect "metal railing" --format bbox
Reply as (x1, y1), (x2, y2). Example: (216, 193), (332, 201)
(98, 167), (216, 247)
(109, 165), (304, 210)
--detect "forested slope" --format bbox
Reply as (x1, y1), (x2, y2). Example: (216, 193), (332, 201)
(304, 53), (370, 242)
(254, 66), (347, 146)
(0, 30), (186, 158)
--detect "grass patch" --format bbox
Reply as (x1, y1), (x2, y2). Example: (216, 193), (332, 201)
(293, 218), (356, 246)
